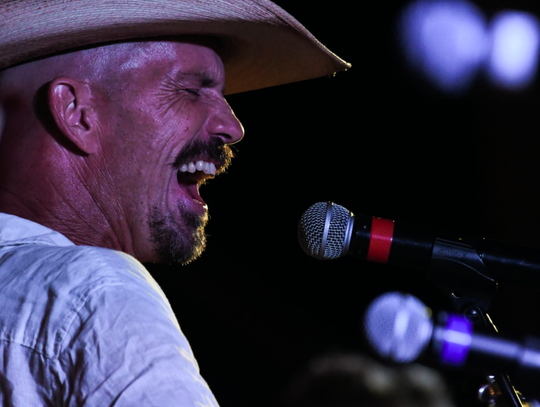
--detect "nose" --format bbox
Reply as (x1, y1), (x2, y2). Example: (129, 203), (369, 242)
(207, 98), (244, 145)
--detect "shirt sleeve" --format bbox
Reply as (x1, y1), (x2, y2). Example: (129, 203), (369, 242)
(56, 273), (219, 407)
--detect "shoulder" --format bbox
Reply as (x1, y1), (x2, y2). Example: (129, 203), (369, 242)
(0, 243), (174, 358)
(58, 253), (213, 405)
(0, 244), (218, 406)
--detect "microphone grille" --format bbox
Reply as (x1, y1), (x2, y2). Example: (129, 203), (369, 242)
(363, 292), (433, 363)
(298, 202), (352, 260)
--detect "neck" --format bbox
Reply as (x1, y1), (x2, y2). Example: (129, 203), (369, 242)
(0, 134), (130, 254)
(0, 178), (123, 251)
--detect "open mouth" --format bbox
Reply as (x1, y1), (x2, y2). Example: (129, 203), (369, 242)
(176, 159), (218, 207)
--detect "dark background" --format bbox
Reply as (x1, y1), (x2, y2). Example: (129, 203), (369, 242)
(147, 1), (540, 405)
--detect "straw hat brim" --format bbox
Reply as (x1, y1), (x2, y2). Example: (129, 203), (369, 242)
(0, 0), (350, 95)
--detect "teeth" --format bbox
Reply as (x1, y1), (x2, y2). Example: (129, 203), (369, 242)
(179, 160), (217, 176)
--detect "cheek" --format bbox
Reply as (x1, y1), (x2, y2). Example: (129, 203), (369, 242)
(110, 98), (209, 174)
(159, 100), (208, 135)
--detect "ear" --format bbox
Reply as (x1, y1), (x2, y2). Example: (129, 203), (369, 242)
(48, 77), (99, 155)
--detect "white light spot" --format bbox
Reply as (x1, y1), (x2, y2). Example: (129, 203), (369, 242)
(394, 309), (410, 339)
(487, 11), (540, 89)
(443, 329), (472, 346)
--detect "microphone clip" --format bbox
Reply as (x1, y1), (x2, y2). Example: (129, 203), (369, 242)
(427, 237), (498, 318)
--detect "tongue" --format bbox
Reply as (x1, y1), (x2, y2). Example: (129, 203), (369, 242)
(179, 181), (206, 206)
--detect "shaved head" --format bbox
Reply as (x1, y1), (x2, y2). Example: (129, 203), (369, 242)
(0, 37), (224, 117)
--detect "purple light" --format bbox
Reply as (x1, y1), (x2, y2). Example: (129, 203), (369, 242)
(400, 0), (487, 93)
(440, 315), (472, 365)
(487, 11), (540, 89)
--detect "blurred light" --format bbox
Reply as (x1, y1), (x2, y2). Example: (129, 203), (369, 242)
(487, 11), (540, 89)
(400, 0), (487, 93)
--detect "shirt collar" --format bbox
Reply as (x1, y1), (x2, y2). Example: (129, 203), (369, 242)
(0, 213), (75, 247)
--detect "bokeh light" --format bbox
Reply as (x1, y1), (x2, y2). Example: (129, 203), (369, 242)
(400, 0), (487, 93)
(487, 11), (540, 89)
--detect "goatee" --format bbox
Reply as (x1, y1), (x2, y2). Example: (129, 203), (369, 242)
(149, 203), (208, 265)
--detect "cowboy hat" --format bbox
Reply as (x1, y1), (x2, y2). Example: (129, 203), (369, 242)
(0, 0), (350, 95)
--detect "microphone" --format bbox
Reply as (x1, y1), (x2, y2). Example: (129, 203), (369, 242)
(364, 292), (540, 396)
(297, 201), (540, 287)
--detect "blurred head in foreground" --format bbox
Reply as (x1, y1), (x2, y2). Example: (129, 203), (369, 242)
(283, 353), (456, 407)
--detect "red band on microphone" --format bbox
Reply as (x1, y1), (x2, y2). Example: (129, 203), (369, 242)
(367, 217), (395, 264)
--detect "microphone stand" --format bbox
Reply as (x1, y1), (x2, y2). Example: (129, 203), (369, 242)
(427, 237), (525, 407)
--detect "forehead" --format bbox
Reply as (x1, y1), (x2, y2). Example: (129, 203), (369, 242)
(116, 40), (225, 87)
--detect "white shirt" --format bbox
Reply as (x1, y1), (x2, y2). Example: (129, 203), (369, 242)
(0, 213), (219, 406)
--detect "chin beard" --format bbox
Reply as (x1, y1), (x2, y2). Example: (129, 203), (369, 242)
(149, 203), (208, 265)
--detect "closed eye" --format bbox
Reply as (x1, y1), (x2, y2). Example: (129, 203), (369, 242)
(183, 88), (200, 96)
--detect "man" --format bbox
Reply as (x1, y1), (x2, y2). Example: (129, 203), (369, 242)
(0, 0), (349, 405)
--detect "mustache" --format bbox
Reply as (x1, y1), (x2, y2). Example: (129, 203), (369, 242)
(172, 138), (234, 175)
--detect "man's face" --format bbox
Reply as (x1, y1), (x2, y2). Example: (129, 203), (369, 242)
(94, 40), (243, 264)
